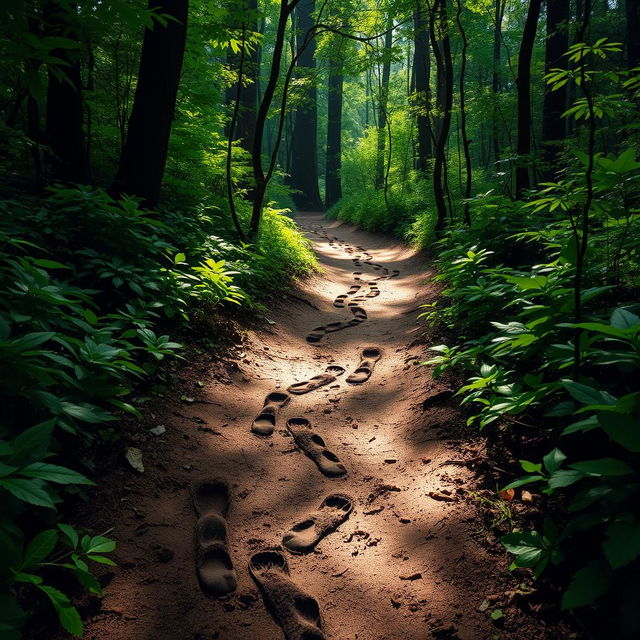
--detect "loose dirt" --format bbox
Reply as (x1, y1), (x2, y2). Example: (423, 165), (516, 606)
(71, 213), (573, 640)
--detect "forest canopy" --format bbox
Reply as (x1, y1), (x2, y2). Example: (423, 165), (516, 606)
(0, 0), (639, 638)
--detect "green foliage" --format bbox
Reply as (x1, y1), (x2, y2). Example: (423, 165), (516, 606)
(418, 54), (640, 633)
(0, 186), (315, 637)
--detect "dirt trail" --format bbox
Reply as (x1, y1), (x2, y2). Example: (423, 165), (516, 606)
(77, 214), (544, 640)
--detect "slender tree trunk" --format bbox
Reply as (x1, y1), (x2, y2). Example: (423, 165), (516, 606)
(43, 2), (88, 183)
(431, 0), (453, 232)
(325, 58), (343, 208)
(375, 19), (393, 190)
(289, 0), (323, 210)
(491, 0), (503, 164)
(413, 3), (432, 173)
(455, 0), (471, 225)
(514, 0), (542, 199)
(111, 0), (189, 207)
(541, 0), (570, 177)
(627, 0), (640, 69)
(249, 0), (298, 237)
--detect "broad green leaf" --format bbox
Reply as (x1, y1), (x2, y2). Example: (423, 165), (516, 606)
(562, 560), (612, 609)
(20, 463), (94, 486)
(561, 381), (615, 406)
(22, 530), (58, 569)
(58, 524), (79, 549)
(611, 308), (640, 330)
(547, 469), (587, 489)
(569, 458), (633, 476)
(10, 420), (55, 465)
(1, 478), (55, 509)
(543, 448), (566, 473)
(501, 475), (545, 491)
(38, 585), (83, 637)
(86, 536), (116, 554)
(520, 460), (542, 473)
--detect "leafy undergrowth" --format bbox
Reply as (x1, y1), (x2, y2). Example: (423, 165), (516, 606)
(420, 178), (639, 637)
(0, 186), (316, 638)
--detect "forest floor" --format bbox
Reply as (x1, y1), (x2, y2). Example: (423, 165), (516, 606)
(64, 213), (574, 640)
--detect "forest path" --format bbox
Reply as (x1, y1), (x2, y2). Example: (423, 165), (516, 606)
(80, 213), (517, 640)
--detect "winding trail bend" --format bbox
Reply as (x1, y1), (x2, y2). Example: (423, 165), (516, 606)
(79, 213), (527, 640)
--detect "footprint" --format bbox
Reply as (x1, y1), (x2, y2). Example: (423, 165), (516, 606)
(333, 294), (348, 308)
(346, 347), (382, 384)
(347, 284), (361, 295)
(366, 287), (380, 298)
(282, 494), (354, 554)
(348, 305), (367, 324)
(252, 391), (291, 436)
(287, 365), (345, 395)
(249, 549), (326, 640)
(286, 417), (347, 477)
(191, 479), (237, 597)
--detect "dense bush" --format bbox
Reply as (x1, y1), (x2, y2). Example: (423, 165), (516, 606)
(0, 187), (316, 637)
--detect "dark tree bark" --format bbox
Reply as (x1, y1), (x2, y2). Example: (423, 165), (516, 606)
(514, 0), (543, 198)
(375, 20), (393, 190)
(325, 58), (343, 208)
(491, 0), (504, 164)
(413, 3), (432, 173)
(289, 0), (323, 210)
(111, 0), (189, 207)
(455, 0), (471, 225)
(627, 0), (640, 69)
(541, 0), (570, 177)
(43, 2), (88, 183)
(430, 0), (453, 232)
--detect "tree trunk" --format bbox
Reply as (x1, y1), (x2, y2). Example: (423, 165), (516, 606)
(541, 0), (570, 177)
(325, 58), (343, 208)
(491, 0), (503, 164)
(110, 0), (189, 207)
(430, 0), (453, 232)
(249, 0), (297, 237)
(413, 3), (432, 173)
(627, 0), (640, 69)
(375, 20), (393, 190)
(43, 2), (88, 184)
(455, 0), (471, 225)
(514, 0), (542, 199)
(289, 0), (323, 210)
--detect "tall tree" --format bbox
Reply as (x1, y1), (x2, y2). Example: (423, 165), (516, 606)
(111, 0), (189, 207)
(375, 19), (393, 190)
(43, 2), (88, 183)
(325, 56), (343, 208)
(491, 0), (505, 164)
(627, 0), (640, 69)
(289, 0), (323, 210)
(541, 0), (570, 176)
(413, 2), (432, 173)
(249, 0), (299, 237)
(430, 0), (453, 231)
(514, 0), (543, 198)
(455, 0), (471, 225)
